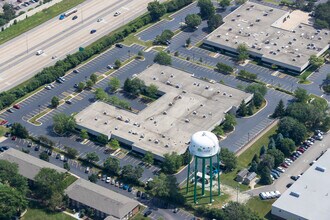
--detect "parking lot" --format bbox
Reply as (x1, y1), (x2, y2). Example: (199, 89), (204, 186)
(247, 132), (329, 197)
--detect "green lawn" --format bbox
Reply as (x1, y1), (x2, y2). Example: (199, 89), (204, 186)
(62, 173), (78, 188)
(0, 0), (85, 45)
(22, 208), (75, 220)
(0, 126), (9, 137)
(246, 196), (275, 218)
(221, 125), (278, 191)
(181, 182), (229, 208)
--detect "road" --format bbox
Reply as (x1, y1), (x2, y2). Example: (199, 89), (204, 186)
(0, 0), (156, 92)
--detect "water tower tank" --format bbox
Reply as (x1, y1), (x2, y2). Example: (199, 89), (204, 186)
(189, 131), (220, 158)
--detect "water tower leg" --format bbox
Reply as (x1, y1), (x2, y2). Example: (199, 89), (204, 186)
(210, 156), (213, 203)
(217, 153), (221, 196)
(186, 154), (191, 194)
(202, 158), (206, 196)
(194, 157), (198, 204)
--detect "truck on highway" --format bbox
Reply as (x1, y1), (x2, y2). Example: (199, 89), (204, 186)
(59, 8), (78, 20)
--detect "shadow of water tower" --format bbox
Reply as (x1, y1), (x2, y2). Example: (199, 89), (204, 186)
(186, 131), (221, 204)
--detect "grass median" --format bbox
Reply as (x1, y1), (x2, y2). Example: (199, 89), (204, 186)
(0, 0), (85, 45)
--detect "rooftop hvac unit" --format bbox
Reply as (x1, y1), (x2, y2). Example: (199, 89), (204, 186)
(292, 58), (296, 61)
(256, 18), (261, 22)
(231, 18), (235, 22)
(217, 35), (221, 38)
(161, 71), (164, 74)
(237, 14), (241, 17)
(290, 191), (300, 198)
(315, 166), (326, 172)
(229, 27), (232, 31)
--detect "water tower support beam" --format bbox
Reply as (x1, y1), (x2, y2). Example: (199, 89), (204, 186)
(209, 156), (213, 203)
(186, 152), (191, 194)
(217, 153), (220, 196)
(194, 157), (198, 204)
(202, 158), (206, 196)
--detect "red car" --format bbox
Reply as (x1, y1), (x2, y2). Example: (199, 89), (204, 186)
(297, 148), (305, 153)
(11, 136), (17, 141)
(281, 163), (289, 168)
(0, 120), (8, 125)
(13, 104), (21, 109)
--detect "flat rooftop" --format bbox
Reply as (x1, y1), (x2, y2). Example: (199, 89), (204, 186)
(76, 64), (251, 159)
(272, 149), (330, 220)
(204, 2), (330, 71)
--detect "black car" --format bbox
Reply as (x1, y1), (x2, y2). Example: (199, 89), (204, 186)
(0, 147), (4, 152)
(286, 182), (293, 188)
(56, 153), (61, 159)
(63, 157), (68, 162)
(115, 43), (123, 48)
(4, 132), (10, 137)
(27, 142), (32, 147)
(144, 210), (152, 217)
(2, 146), (9, 150)
(72, 15), (78, 20)
(34, 145), (40, 151)
(136, 191), (141, 197)
(90, 29), (97, 34)
(7, 108), (14, 113)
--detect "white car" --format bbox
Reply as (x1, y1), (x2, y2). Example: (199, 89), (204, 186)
(107, 65), (114, 69)
(114, 11), (121, 16)
(97, 18), (103, 22)
(274, 191), (281, 198)
(277, 167), (286, 173)
(45, 85), (52, 90)
(285, 158), (293, 163)
(269, 191), (277, 199)
(106, 177), (111, 183)
(284, 160), (292, 166)
(60, 155), (64, 161)
(36, 50), (44, 55)
(265, 192), (272, 199)
(259, 192), (268, 200)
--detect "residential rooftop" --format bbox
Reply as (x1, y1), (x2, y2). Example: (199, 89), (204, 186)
(0, 148), (66, 180)
(204, 2), (330, 72)
(76, 64), (251, 160)
(272, 149), (330, 220)
(65, 179), (139, 219)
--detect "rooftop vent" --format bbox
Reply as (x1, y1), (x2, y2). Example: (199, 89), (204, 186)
(161, 71), (164, 74)
(163, 111), (167, 115)
(185, 119), (190, 123)
(193, 111), (197, 115)
(237, 14), (241, 17)
(269, 9), (273, 12)
(292, 58), (296, 61)
(154, 140), (159, 144)
(290, 191), (300, 198)
(170, 74), (174, 78)
(153, 77), (157, 80)
(217, 35), (221, 38)
(229, 27), (232, 31)
(103, 111), (107, 115)
(169, 102), (173, 106)
(256, 18), (260, 22)
(315, 166), (326, 172)
(231, 18), (235, 22)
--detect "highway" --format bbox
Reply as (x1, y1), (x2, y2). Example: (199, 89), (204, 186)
(0, 0), (154, 92)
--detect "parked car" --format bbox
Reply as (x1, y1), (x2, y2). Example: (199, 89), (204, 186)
(119, 183), (123, 188)
(4, 132), (10, 137)
(144, 210), (152, 217)
(56, 153), (61, 159)
(106, 177), (111, 183)
(73, 69), (79, 73)
(128, 186), (133, 192)
(115, 181), (119, 187)
(291, 175), (299, 181)
(115, 43), (123, 48)
(274, 191), (281, 198)
(111, 179), (115, 185)
(271, 173), (278, 179)
(102, 175), (107, 181)
(281, 163), (288, 168)
(259, 192), (268, 200)
(136, 191), (141, 197)
(60, 155), (64, 161)
(107, 65), (114, 69)
(277, 167), (285, 173)
(309, 160), (316, 166)
(0, 120), (8, 125)
(1, 146), (9, 151)
(286, 182), (293, 188)
(173, 208), (179, 213)
(85, 167), (90, 173)
(7, 108), (14, 113)
(11, 136), (17, 141)
(272, 169), (281, 176)
(123, 184), (129, 190)
(13, 104), (21, 109)
(34, 145), (40, 151)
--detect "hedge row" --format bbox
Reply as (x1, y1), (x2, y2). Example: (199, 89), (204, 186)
(0, 0), (193, 111)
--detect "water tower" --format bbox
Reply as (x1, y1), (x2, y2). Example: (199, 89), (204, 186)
(186, 131), (221, 204)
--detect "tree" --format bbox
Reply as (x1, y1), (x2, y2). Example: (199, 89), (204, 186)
(39, 151), (50, 162)
(295, 0), (304, 9)
(237, 100), (247, 117)
(97, 134), (108, 145)
(121, 165), (144, 184)
(0, 160), (28, 196)
(114, 59), (122, 69)
(259, 166), (273, 185)
(53, 113), (76, 136)
(162, 152), (183, 174)
(252, 92), (263, 108)
(237, 43), (249, 62)
(51, 96), (60, 108)
(66, 147), (78, 159)
(94, 88), (108, 101)
(154, 51), (172, 65)
(222, 113), (236, 132)
(278, 117), (307, 144)
(197, 0), (215, 20)
(260, 145), (266, 156)
(75, 82), (84, 92)
(106, 139), (119, 150)
(267, 149), (285, 167)
(34, 168), (66, 210)
(2, 3), (16, 20)
(272, 99), (285, 118)
(137, 51), (144, 58)
(146, 84), (158, 98)
(85, 152), (100, 163)
(90, 73), (98, 84)
(249, 161), (258, 173)
(222, 202), (262, 219)
(216, 62), (233, 74)
(252, 153), (260, 163)
(0, 185), (28, 220)
(277, 138), (295, 157)
(143, 151), (154, 165)
(207, 14), (223, 31)
(123, 78), (145, 96)
(219, 0), (231, 8)
(245, 83), (267, 96)
(86, 79), (94, 89)
(275, 133), (284, 145)
(104, 157), (120, 175)
(147, 1), (167, 21)
(314, 1), (330, 29)
(80, 129), (88, 140)
(258, 154), (275, 172)
(268, 137), (276, 149)
(220, 148), (237, 172)
(88, 174), (98, 183)
(11, 123), (29, 139)
(185, 14), (202, 29)
(154, 29), (174, 45)
(294, 87), (309, 103)
(309, 54), (324, 68)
